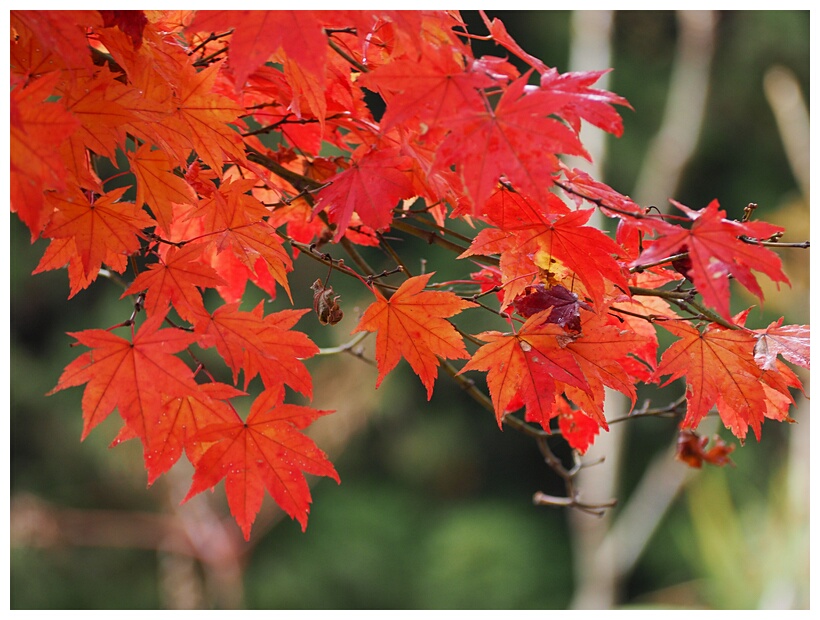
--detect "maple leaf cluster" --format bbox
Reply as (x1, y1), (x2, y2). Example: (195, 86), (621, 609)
(10, 10), (809, 539)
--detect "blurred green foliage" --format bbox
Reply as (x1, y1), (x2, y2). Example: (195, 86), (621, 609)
(9, 10), (809, 609)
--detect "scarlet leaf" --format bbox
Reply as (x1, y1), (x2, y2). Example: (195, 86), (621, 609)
(13, 10), (100, 72)
(360, 40), (493, 130)
(184, 386), (339, 540)
(633, 200), (790, 319)
(128, 142), (197, 233)
(479, 12), (548, 74)
(48, 311), (199, 441)
(10, 72), (80, 239)
(463, 205), (628, 308)
(195, 303), (318, 397)
(314, 147), (416, 241)
(353, 273), (476, 399)
(435, 74), (587, 213)
(538, 67), (630, 136)
(655, 320), (769, 441)
(43, 186), (156, 281)
(122, 242), (226, 323)
(557, 405), (601, 455)
(459, 309), (590, 428)
(189, 11), (328, 96)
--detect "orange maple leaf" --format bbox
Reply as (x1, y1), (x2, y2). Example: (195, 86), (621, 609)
(458, 309), (589, 428)
(43, 186), (156, 280)
(188, 178), (294, 300)
(10, 72), (80, 239)
(128, 142), (197, 234)
(56, 67), (133, 162)
(184, 386), (339, 540)
(122, 242), (226, 323)
(353, 272), (476, 399)
(654, 320), (769, 441)
(48, 311), (199, 441)
(195, 303), (318, 398)
(145, 382), (245, 485)
(170, 62), (247, 172)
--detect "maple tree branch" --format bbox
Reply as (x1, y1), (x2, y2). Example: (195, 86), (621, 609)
(390, 219), (497, 266)
(398, 208), (477, 244)
(316, 332), (376, 366)
(607, 394), (687, 424)
(283, 237), (368, 286)
(534, 437), (617, 517)
(553, 179), (654, 222)
(628, 251), (690, 273)
(629, 286), (695, 301)
(192, 45), (229, 67)
(681, 298), (741, 331)
(469, 284), (504, 301)
(437, 358), (621, 511)
(96, 268), (130, 292)
(377, 232), (413, 276)
(245, 146), (325, 194)
(188, 29), (234, 57)
(241, 113), (347, 137)
(327, 36), (368, 73)
(740, 236), (810, 249)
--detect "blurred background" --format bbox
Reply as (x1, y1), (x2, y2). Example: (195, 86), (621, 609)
(9, 10), (810, 609)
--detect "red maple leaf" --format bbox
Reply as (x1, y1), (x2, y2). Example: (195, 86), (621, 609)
(10, 72), (80, 239)
(359, 39), (494, 130)
(435, 74), (587, 213)
(184, 386), (339, 540)
(99, 10), (148, 49)
(479, 11), (548, 74)
(633, 199), (790, 319)
(122, 242), (226, 323)
(127, 142), (197, 234)
(13, 10), (100, 72)
(654, 320), (770, 441)
(313, 146), (416, 241)
(557, 404), (601, 455)
(43, 186), (156, 281)
(48, 311), (199, 441)
(188, 11), (328, 97)
(195, 303), (318, 398)
(462, 204), (628, 308)
(459, 309), (590, 428)
(353, 273), (476, 399)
